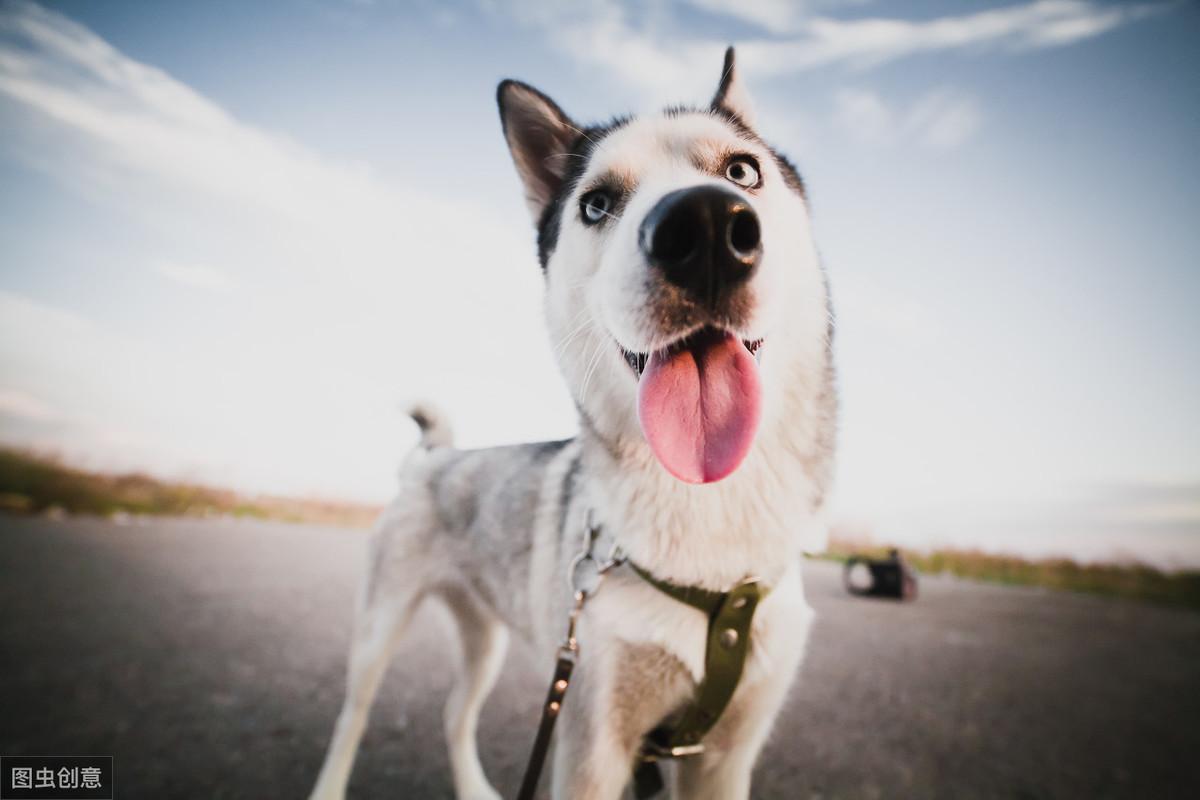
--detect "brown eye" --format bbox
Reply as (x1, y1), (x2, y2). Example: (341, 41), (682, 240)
(725, 157), (760, 189)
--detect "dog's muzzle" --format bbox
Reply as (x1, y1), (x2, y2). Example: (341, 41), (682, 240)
(639, 186), (761, 311)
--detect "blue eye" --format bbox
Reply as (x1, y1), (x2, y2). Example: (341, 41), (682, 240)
(725, 157), (760, 188)
(581, 190), (612, 225)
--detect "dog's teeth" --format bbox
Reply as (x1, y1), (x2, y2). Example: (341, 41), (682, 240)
(744, 338), (764, 363)
(620, 348), (649, 376)
(623, 349), (643, 375)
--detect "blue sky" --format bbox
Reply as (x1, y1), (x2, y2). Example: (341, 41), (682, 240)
(1, 0), (1197, 566)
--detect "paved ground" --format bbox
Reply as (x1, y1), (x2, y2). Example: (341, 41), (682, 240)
(1, 515), (1198, 799)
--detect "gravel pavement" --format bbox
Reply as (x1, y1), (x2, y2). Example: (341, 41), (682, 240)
(1, 514), (1197, 799)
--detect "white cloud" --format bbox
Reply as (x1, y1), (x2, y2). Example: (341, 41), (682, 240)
(0, 291), (173, 467)
(908, 90), (983, 149)
(683, 0), (809, 35)
(0, 3), (375, 227)
(497, 0), (1167, 103)
(154, 261), (241, 293)
(0, 1), (578, 500)
(1023, 3), (1134, 46)
(0, 387), (60, 422)
(832, 87), (894, 146)
(499, 1), (719, 105)
(834, 87), (982, 149)
(742, 1), (1166, 74)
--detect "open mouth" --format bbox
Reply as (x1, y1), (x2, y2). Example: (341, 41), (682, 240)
(621, 326), (764, 485)
(620, 331), (764, 376)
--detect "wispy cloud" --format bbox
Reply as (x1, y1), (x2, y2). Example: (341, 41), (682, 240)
(0, 291), (169, 466)
(154, 261), (241, 293)
(741, 0), (1166, 74)
(0, 0), (396, 236)
(0, 387), (60, 423)
(683, 0), (811, 36)
(0, 1), (575, 498)
(500, 0), (1167, 102)
(834, 87), (983, 149)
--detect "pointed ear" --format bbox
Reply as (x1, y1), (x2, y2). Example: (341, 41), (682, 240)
(710, 46), (756, 128)
(497, 80), (580, 222)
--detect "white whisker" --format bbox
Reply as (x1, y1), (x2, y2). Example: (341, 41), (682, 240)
(554, 312), (596, 358)
(589, 205), (623, 224)
(578, 334), (608, 405)
(565, 123), (601, 149)
(543, 152), (590, 165)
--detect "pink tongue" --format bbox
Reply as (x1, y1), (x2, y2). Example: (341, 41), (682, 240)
(637, 330), (762, 484)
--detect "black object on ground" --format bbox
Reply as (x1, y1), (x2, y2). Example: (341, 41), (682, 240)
(844, 549), (919, 600)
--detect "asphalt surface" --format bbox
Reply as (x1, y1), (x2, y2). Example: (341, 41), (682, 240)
(1, 515), (1197, 799)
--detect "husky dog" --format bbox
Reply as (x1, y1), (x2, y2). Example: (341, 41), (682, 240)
(310, 47), (835, 800)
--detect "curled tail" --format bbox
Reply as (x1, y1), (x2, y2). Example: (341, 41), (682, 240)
(408, 402), (454, 449)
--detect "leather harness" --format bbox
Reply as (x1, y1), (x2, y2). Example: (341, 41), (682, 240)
(629, 563), (768, 797)
(516, 548), (769, 800)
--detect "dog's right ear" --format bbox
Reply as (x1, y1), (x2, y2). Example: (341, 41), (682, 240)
(497, 80), (580, 222)
(711, 46), (756, 128)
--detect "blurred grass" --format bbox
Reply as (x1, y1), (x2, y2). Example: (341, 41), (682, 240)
(0, 447), (381, 528)
(4, 447), (1197, 609)
(823, 539), (1200, 611)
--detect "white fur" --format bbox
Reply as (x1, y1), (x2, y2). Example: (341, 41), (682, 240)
(547, 110), (831, 570)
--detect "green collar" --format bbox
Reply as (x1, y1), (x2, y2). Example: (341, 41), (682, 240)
(627, 561), (756, 615)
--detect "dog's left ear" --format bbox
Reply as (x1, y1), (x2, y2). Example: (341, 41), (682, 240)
(711, 46), (756, 128)
(497, 80), (580, 223)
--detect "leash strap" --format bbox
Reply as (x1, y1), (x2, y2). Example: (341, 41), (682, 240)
(628, 563), (768, 799)
(516, 649), (575, 800)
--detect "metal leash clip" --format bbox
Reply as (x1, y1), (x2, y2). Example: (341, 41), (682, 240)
(566, 509), (626, 603)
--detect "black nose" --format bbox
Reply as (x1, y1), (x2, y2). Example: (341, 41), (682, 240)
(639, 186), (761, 308)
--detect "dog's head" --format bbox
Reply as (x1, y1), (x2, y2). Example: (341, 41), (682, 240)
(498, 48), (829, 485)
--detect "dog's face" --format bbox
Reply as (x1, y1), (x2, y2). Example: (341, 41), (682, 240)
(499, 49), (829, 485)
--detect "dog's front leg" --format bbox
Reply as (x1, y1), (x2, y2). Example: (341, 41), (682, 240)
(671, 670), (797, 800)
(548, 660), (639, 800)
(673, 734), (765, 800)
(673, 598), (812, 800)
(549, 639), (694, 800)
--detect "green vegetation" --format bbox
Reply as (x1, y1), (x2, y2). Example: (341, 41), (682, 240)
(822, 540), (1200, 611)
(0, 447), (381, 528)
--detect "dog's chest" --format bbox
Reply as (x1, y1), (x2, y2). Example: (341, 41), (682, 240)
(588, 564), (808, 685)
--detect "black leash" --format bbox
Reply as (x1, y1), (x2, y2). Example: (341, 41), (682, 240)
(515, 598), (580, 800)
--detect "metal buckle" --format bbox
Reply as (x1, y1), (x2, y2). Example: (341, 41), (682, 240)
(638, 740), (706, 762)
